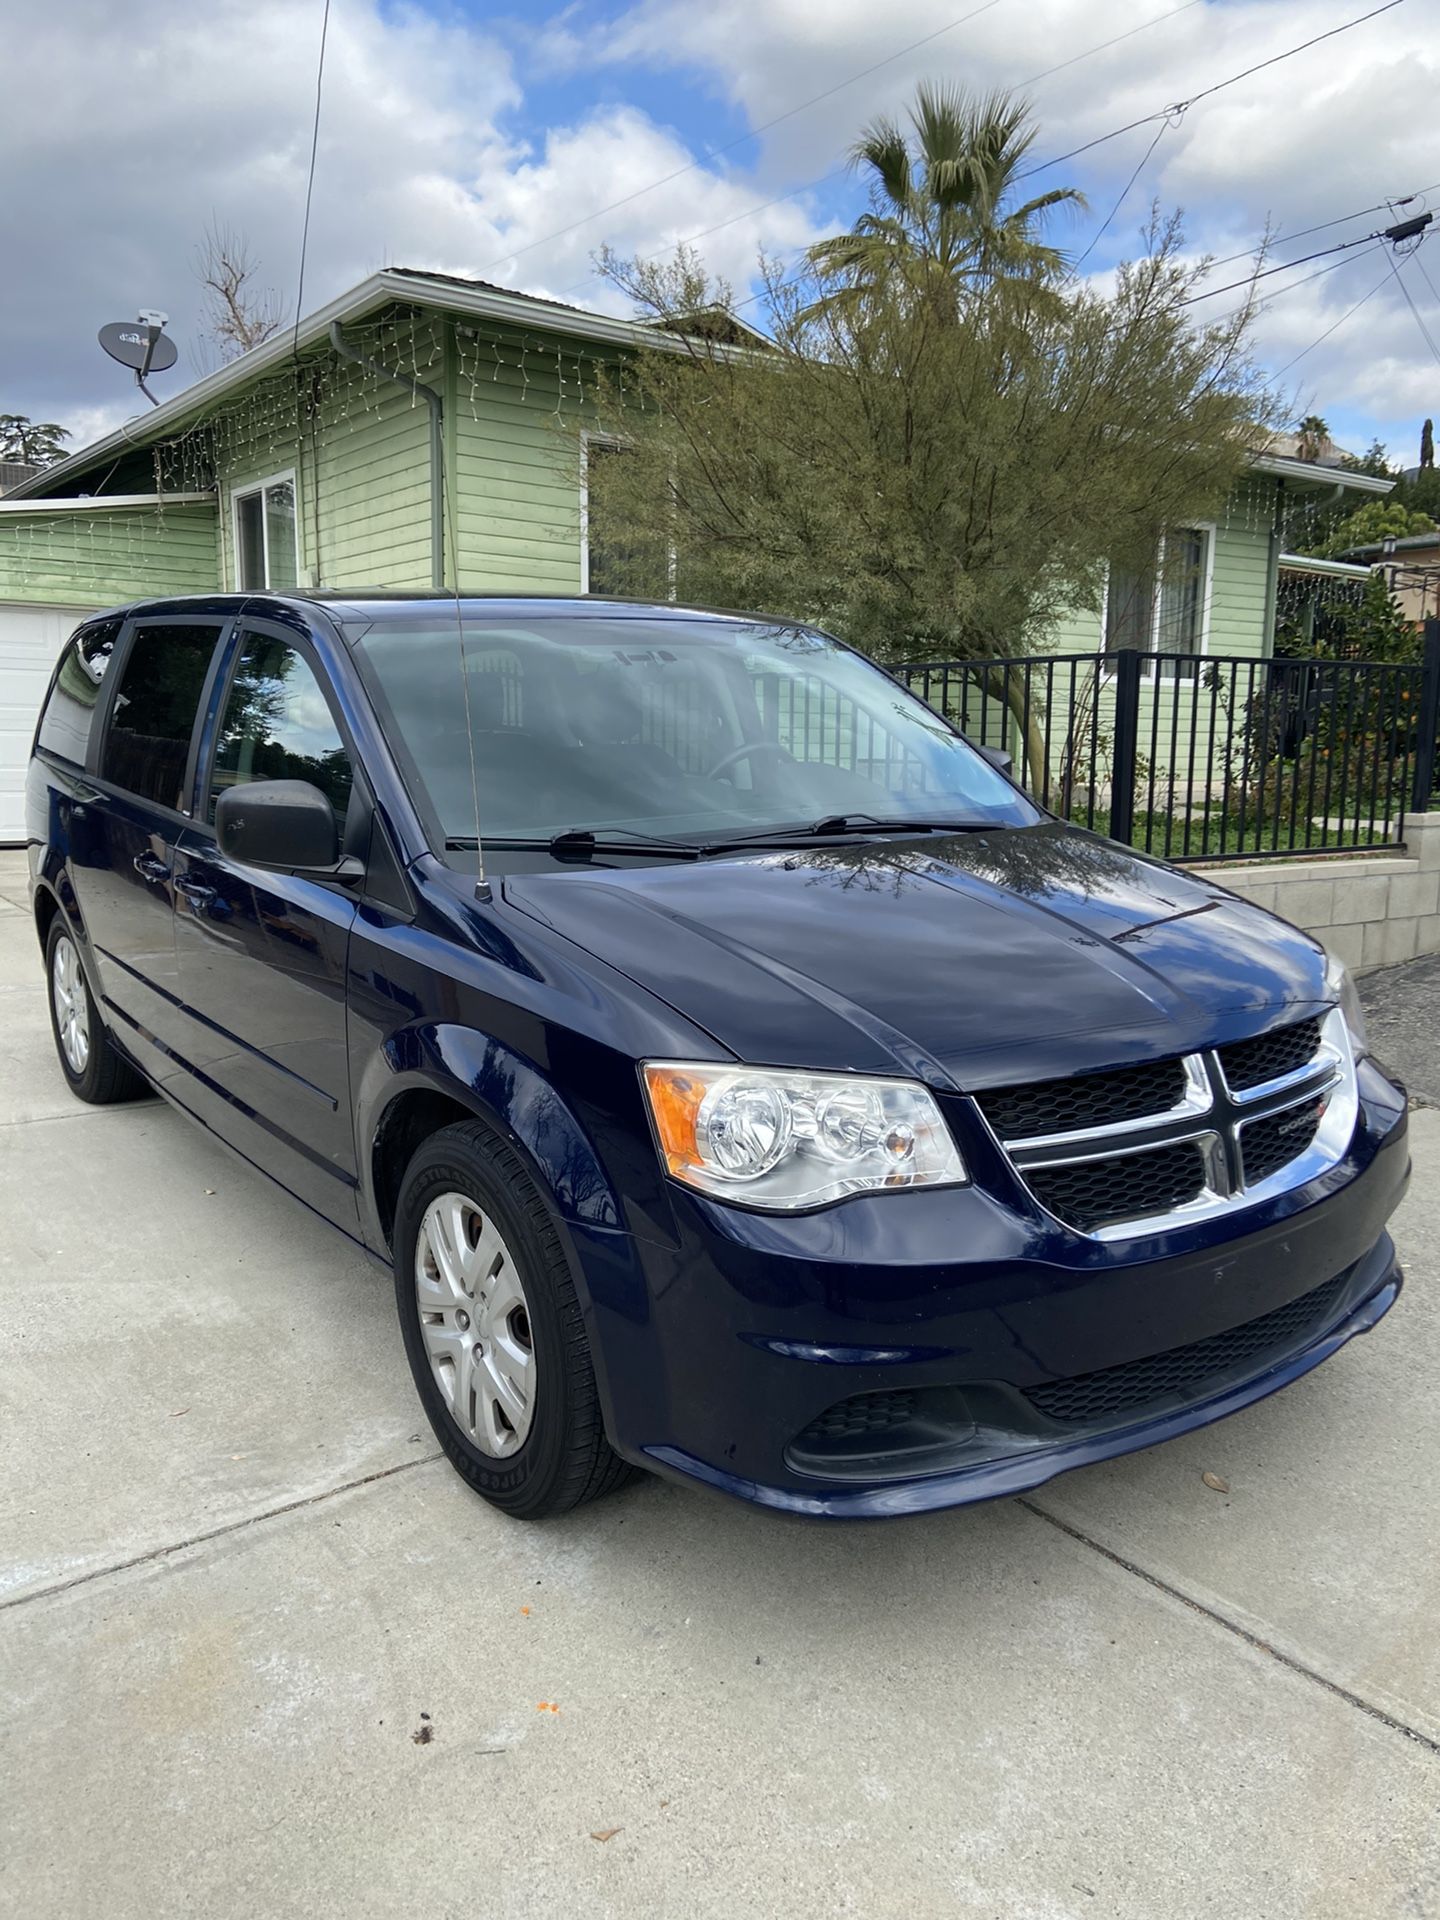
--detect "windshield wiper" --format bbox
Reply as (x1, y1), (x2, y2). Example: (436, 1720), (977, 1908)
(710, 814), (1004, 847)
(445, 828), (707, 860)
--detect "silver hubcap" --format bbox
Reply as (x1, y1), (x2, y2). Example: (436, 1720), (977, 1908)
(51, 935), (90, 1075)
(415, 1192), (535, 1458)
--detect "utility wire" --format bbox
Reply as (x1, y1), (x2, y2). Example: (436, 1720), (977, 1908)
(1205, 243), (1385, 329)
(1203, 182), (1440, 274)
(483, 0), (1011, 279)
(292, 0), (332, 361)
(1385, 250), (1440, 370)
(1181, 229), (1393, 305)
(1271, 268), (1391, 378)
(551, 0), (1208, 300)
(1014, 0), (1406, 185)
(1072, 118), (1173, 272)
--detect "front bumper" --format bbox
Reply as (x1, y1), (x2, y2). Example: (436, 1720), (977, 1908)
(581, 1058), (1410, 1517)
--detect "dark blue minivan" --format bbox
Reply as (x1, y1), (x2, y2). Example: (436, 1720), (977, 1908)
(27, 594), (1408, 1518)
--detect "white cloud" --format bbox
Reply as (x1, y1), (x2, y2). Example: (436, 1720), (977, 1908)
(4, 0), (1439, 463)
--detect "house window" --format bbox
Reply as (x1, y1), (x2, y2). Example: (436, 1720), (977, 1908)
(582, 434), (675, 598)
(232, 472), (299, 590)
(1105, 527), (1210, 673)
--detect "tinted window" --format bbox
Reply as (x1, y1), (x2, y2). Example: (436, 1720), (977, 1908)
(35, 620), (122, 764)
(101, 621), (220, 810)
(208, 633), (352, 823)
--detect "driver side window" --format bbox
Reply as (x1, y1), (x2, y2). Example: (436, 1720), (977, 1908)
(209, 633), (353, 824)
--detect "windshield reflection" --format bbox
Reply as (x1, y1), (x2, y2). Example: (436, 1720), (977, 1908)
(354, 614), (1041, 852)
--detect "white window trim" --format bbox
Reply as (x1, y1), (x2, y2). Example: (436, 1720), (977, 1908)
(1101, 523), (1215, 675)
(579, 430), (677, 600)
(228, 467), (300, 592)
(578, 432), (621, 595)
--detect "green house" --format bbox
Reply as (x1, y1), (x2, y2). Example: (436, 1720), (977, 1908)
(0, 269), (1393, 839)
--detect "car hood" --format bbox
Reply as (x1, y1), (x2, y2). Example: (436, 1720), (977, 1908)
(502, 824), (1330, 1091)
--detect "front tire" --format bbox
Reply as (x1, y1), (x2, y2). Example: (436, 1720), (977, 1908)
(45, 919), (147, 1105)
(393, 1118), (637, 1518)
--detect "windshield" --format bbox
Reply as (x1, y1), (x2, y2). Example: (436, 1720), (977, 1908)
(353, 613), (1041, 849)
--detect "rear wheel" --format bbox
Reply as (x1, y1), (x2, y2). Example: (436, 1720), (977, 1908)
(45, 919), (147, 1104)
(393, 1118), (637, 1518)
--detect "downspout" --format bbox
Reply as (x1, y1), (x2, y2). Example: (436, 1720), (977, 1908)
(329, 320), (445, 590)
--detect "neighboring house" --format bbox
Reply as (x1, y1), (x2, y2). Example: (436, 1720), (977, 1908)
(1339, 530), (1440, 626)
(0, 268), (1396, 838)
(0, 462), (44, 495)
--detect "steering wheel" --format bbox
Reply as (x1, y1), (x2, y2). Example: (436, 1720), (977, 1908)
(707, 740), (792, 780)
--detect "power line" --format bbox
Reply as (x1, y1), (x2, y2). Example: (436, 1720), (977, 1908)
(292, 0), (332, 361)
(1271, 268), (1391, 378)
(1203, 182), (1440, 275)
(1205, 244), (1385, 329)
(1015, 0), (1406, 186)
(1182, 229), (1391, 306)
(1410, 242), (1440, 317)
(551, 0), (1208, 301)
(1385, 250), (1440, 370)
(482, 0), (1011, 280)
(1072, 118), (1173, 272)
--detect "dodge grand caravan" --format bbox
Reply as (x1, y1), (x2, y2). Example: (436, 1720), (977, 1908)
(27, 594), (1408, 1518)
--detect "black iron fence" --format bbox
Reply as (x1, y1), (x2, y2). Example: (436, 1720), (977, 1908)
(898, 618), (1440, 864)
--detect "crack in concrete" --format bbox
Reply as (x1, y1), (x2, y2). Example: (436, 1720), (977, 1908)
(1019, 1496), (1440, 1756)
(0, 1451), (443, 1616)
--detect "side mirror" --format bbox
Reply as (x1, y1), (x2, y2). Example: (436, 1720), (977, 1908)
(215, 779), (361, 880)
(974, 742), (1015, 778)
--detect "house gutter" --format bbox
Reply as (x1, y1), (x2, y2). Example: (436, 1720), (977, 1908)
(329, 321), (444, 590)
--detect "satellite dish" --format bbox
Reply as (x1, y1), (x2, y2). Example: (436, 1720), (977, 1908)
(98, 315), (179, 406)
(99, 322), (179, 373)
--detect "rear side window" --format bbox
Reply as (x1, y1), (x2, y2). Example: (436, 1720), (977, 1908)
(208, 632), (352, 823)
(35, 620), (122, 764)
(101, 621), (221, 810)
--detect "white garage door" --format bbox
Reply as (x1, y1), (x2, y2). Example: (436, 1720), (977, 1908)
(0, 603), (99, 844)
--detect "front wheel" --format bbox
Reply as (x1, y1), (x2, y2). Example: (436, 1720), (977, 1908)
(393, 1118), (637, 1518)
(45, 919), (148, 1104)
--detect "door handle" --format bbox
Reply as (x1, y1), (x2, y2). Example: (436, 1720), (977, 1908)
(133, 854), (171, 883)
(175, 876), (218, 910)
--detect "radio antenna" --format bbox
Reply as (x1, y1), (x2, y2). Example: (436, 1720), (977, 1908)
(439, 386), (488, 900)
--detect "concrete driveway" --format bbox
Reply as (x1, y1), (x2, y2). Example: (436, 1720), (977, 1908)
(2, 846), (1437, 1919)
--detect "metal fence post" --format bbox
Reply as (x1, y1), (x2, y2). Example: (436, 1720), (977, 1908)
(1109, 649), (1142, 845)
(1410, 617), (1440, 816)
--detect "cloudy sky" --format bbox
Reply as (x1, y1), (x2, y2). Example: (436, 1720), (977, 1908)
(4, 0), (1437, 467)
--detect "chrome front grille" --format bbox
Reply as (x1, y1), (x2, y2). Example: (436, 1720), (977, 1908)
(980, 1008), (1356, 1241)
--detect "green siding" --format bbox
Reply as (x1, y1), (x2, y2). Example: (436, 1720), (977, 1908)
(1036, 487), (1278, 664)
(0, 504), (218, 607)
(450, 324), (594, 592)
(209, 313), (437, 591)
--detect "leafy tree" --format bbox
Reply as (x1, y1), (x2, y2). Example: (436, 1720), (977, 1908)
(1338, 438), (1391, 479)
(1319, 498), (1435, 559)
(1420, 418), (1434, 469)
(583, 211), (1271, 672)
(0, 415), (70, 466)
(1329, 569), (1416, 662)
(801, 85), (1084, 324)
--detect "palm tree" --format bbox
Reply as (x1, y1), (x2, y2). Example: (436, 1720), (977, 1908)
(1295, 414), (1331, 463)
(802, 85), (1084, 321)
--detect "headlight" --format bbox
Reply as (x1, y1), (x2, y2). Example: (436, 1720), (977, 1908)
(641, 1062), (967, 1210)
(1325, 950), (1368, 1052)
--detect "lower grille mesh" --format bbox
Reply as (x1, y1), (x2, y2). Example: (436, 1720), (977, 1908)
(1027, 1140), (1209, 1233)
(798, 1391), (916, 1444)
(1025, 1272), (1350, 1425)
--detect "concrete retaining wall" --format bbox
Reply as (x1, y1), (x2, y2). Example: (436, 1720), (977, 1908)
(1195, 814), (1440, 973)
